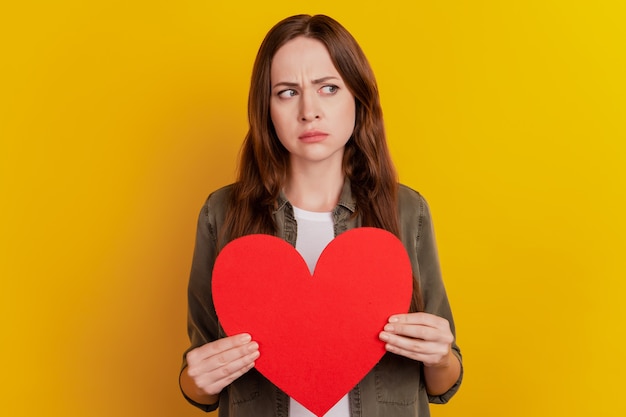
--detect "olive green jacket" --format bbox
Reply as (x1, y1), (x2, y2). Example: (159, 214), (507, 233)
(181, 181), (463, 416)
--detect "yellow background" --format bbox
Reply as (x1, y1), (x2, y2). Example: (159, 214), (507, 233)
(2, 1), (624, 416)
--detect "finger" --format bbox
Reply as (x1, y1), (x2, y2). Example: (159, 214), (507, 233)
(189, 334), (252, 360)
(389, 312), (446, 328)
(380, 331), (429, 352)
(379, 332), (448, 363)
(207, 349), (260, 392)
(379, 331), (427, 361)
(386, 344), (452, 368)
(186, 334), (255, 366)
(383, 342), (440, 364)
(203, 340), (259, 374)
(383, 322), (440, 340)
(190, 348), (260, 396)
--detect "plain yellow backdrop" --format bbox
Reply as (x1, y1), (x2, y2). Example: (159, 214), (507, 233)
(1, 1), (624, 416)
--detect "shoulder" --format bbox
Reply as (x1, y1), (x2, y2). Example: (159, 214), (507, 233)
(398, 183), (429, 214)
(397, 183), (435, 236)
(199, 183), (235, 225)
(205, 183), (235, 208)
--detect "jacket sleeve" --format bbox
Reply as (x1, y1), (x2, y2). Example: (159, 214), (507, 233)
(179, 196), (223, 412)
(415, 194), (464, 404)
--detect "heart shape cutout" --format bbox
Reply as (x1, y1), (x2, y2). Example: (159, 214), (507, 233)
(212, 227), (413, 416)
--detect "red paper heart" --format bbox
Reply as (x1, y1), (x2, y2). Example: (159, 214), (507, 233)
(212, 227), (413, 416)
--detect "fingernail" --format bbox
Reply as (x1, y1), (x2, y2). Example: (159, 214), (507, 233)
(240, 334), (252, 343)
(248, 342), (259, 352)
(384, 324), (394, 332)
(389, 316), (399, 323)
(379, 332), (389, 341)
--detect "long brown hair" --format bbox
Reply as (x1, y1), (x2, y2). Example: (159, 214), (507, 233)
(222, 14), (423, 311)
(223, 14), (399, 239)
(220, 15), (423, 311)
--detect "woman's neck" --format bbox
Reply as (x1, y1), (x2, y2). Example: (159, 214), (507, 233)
(284, 161), (344, 212)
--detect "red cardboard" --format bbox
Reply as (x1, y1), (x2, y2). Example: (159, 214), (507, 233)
(212, 227), (413, 416)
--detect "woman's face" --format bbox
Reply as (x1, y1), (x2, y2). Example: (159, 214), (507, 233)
(270, 36), (356, 170)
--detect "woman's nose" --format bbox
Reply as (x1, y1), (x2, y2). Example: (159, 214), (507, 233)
(299, 91), (321, 121)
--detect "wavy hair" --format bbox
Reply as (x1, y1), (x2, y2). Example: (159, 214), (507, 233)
(223, 14), (399, 234)
(221, 14), (423, 310)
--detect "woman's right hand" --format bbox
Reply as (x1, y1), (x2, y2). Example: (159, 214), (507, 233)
(181, 333), (260, 405)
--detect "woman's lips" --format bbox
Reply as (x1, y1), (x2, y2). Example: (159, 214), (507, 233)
(298, 130), (329, 143)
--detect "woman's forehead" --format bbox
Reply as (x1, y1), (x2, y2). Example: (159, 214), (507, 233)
(270, 37), (340, 82)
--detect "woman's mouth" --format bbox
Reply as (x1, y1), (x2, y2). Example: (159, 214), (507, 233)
(298, 130), (329, 143)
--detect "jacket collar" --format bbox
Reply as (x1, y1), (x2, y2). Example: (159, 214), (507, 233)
(274, 177), (356, 214)
(337, 178), (357, 213)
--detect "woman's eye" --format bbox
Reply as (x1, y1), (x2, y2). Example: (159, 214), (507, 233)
(277, 89), (297, 98)
(320, 85), (338, 95)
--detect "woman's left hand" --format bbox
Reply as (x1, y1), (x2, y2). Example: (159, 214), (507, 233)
(379, 312), (454, 368)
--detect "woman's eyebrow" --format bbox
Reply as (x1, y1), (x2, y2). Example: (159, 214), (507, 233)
(273, 81), (299, 89)
(311, 76), (340, 84)
(272, 76), (341, 90)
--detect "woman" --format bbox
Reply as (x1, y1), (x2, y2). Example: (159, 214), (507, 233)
(180, 14), (462, 417)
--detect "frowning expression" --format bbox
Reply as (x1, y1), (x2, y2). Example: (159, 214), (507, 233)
(270, 36), (356, 169)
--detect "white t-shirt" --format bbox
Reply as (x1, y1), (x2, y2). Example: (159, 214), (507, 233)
(289, 206), (350, 417)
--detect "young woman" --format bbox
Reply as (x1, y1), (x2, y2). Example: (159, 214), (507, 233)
(180, 14), (462, 417)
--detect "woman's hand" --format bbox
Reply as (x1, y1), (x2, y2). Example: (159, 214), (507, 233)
(379, 312), (461, 395)
(180, 333), (260, 405)
(378, 312), (454, 368)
